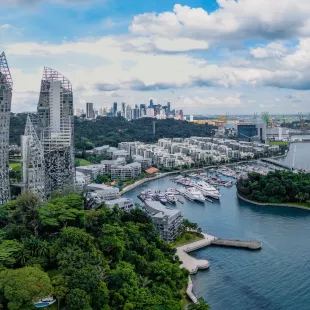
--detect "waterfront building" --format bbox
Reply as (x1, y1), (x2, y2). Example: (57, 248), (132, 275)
(37, 67), (75, 198)
(0, 52), (12, 205)
(266, 127), (290, 141)
(144, 200), (183, 241)
(21, 116), (46, 201)
(111, 162), (142, 181)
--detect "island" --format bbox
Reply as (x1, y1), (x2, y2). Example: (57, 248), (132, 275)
(237, 170), (310, 209)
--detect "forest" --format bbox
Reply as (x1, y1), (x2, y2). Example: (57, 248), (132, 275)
(237, 171), (310, 206)
(9, 113), (216, 150)
(0, 193), (210, 310)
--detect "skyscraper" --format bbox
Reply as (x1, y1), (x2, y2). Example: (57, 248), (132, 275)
(0, 52), (12, 205)
(113, 102), (118, 116)
(37, 67), (74, 198)
(86, 102), (94, 119)
(150, 99), (154, 108)
(121, 102), (126, 117)
(140, 104), (146, 117)
(126, 105), (132, 120)
(167, 102), (171, 117)
(21, 116), (46, 201)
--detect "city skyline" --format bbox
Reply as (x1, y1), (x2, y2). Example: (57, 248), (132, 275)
(1, 0), (310, 114)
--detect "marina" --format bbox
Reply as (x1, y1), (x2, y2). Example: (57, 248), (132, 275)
(124, 148), (310, 310)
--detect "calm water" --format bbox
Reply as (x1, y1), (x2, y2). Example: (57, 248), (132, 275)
(125, 169), (310, 309)
(277, 142), (310, 170)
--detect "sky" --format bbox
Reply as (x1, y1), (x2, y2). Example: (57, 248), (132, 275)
(1, 0), (310, 115)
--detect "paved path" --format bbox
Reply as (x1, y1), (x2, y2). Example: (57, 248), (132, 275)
(176, 233), (216, 275)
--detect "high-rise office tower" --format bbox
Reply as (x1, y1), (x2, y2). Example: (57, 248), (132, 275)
(126, 105), (132, 120)
(21, 116), (46, 201)
(131, 108), (140, 120)
(37, 67), (74, 198)
(167, 102), (171, 117)
(140, 104), (146, 117)
(0, 52), (12, 205)
(113, 102), (118, 116)
(150, 99), (154, 108)
(121, 102), (126, 117)
(86, 102), (94, 119)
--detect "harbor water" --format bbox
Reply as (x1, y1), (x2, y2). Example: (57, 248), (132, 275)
(124, 145), (310, 310)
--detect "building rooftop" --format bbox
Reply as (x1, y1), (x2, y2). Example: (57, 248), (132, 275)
(144, 200), (181, 218)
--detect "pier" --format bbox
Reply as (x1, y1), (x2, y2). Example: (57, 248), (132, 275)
(211, 239), (262, 250)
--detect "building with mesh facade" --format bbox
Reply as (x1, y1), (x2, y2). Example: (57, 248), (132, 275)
(0, 52), (12, 205)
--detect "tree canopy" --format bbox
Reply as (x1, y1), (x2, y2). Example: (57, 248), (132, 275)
(0, 192), (210, 309)
(237, 170), (310, 206)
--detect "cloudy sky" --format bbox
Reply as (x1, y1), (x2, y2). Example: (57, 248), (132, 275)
(1, 0), (310, 114)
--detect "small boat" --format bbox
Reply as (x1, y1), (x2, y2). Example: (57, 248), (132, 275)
(34, 297), (56, 308)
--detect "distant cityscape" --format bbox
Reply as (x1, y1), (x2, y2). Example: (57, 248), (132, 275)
(78, 100), (185, 121)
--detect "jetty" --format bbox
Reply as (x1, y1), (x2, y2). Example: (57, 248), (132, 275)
(211, 239), (262, 250)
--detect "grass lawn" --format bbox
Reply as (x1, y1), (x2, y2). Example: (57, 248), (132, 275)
(75, 157), (92, 166)
(172, 232), (204, 247)
(268, 141), (289, 146)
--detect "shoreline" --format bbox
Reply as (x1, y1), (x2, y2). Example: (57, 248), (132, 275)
(237, 192), (310, 211)
(120, 155), (287, 195)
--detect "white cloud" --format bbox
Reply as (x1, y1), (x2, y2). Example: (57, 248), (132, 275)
(130, 1), (310, 45)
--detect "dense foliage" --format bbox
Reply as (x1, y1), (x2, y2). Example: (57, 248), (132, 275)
(9, 114), (215, 150)
(0, 192), (210, 310)
(237, 171), (310, 205)
(74, 117), (216, 150)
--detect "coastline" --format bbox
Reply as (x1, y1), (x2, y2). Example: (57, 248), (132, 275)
(120, 155), (287, 195)
(237, 192), (310, 211)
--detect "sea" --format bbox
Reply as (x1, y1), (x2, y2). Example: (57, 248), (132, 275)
(124, 142), (310, 310)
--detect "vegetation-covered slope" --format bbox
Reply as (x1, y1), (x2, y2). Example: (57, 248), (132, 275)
(237, 171), (310, 206)
(0, 193), (210, 310)
(9, 113), (215, 150)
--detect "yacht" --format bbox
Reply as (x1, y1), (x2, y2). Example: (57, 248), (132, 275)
(165, 190), (177, 203)
(194, 180), (221, 199)
(156, 192), (168, 204)
(187, 187), (205, 202)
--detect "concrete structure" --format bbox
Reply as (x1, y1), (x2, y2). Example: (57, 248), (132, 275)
(86, 102), (94, 119)
(21, 116), (46, 201)
(105, 198), (135, 211)
(0, 52), (12, 205)
(75, 171), (91, 192)
(76, 164), (105, 180)
(37, 67), (75, 199)
(143, 200), (183, 241)
(111, 162), (141, 181)
(266, 127), (290, 141)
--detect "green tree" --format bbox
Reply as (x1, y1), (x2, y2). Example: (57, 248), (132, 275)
(0, 267), (53, 310)
(188, 298), (210, 310)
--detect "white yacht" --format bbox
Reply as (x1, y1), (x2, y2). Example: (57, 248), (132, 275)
(177, 187), (205, 202)
(187, 187), (205, 202)
(194, 180), (221, 199)
(165, 190), (177, 203)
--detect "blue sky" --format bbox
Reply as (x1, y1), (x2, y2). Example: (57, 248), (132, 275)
(1, 0), (310, 114)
